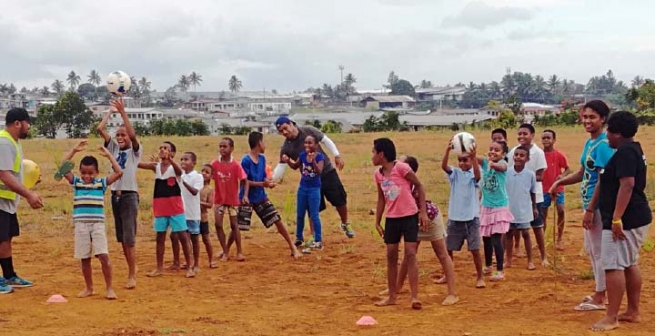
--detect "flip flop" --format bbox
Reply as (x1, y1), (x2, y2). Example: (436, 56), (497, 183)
(574, 302), (606, 311)
(54, 161), (74, 181)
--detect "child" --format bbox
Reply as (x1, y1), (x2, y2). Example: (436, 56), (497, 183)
(199, 164), (216, 268)
(282, 135), (325, 251)
(97, 98), (141, 289)
(508, 124), (549, 267)
(504, 145), (538, 270)
(139, 141), (194, 278)
(61, 140), (122, 299)
(491, 128), (508, 145)
(478, 141), (513, 281)
(372, 138), (429, 310)
(211, 137), (248, 261)
(540, 129), (570, 250)
(441, 140), (485, 289)
(240, 132), (301, 258)
(180, 152), (206, 273)
(381, 155), (458, 306)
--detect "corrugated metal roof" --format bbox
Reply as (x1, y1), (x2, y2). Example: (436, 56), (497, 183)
(362, 95), (415, 103)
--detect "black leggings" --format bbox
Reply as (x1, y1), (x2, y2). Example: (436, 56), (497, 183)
(483, 233), (504, 271)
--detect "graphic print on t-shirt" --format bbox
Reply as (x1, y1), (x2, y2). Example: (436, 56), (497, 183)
(302, 162), (317, 178)
(381, 179), (400, 201)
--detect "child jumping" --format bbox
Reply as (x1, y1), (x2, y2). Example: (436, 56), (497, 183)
(212, 138), (248, 261)
(140, 141), (194, 278)
(240, 132), (301, 259)
(504, 145), (539, 270)
(381, 155), (458, 306)
(282, 134), (325, 251)
(372, 138), (429, 310)
(441, 140), (485, 289)
(61, 140), (122, 299)
(478, 141), (513, 281)
(540, 129), (570, 250)
(199, 164), (216, 268)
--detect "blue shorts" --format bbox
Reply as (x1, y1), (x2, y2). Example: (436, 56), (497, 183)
(510, 222), (531, 230)
(154, 214), (187, 233)
(186, 220), (201, 235)
(542, 192), (565, 208)
(531, 203), (544, 228)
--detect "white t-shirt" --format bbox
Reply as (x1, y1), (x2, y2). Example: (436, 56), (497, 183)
(181, 170), (204, 221)
(508, 144), (548, 203)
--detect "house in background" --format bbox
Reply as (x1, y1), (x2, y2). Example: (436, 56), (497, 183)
(361, 95), (416, 110)
(416, 86), (467, 103)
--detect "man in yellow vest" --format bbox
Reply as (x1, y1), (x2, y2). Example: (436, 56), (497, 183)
(0, 108), (44, 294)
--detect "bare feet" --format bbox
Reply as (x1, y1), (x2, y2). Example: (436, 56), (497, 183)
(192, 266), (200, 274)
(185, 269), (196, 278)
(411, 298), (422, 310)
(374, 297), (397, 306)
(476, 279), (486, 289)
(541, 259), (551, 267)
(590, 317), (619, 332)
(209, 262), (219, 269)
(527, 262), (536, 270)
(167, 263), (180, 271)
(146, 270), (163, 277)
(442, 295), (459, 306)
(378, 288), (406, 296)
(618, 313), (641, 323)
(236, 254), (246, 262)
(515, 247), (526, 257)
(219, 253), (229, 262)
(556, 241), (564, 251)
(125, 278), (136, 289)
(106, 289), (117, 300)
(433, 276), (447, 284)
(504, 262), (512, 269)
(77, 288), (95, 298)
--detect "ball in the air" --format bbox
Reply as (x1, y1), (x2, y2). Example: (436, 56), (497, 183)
(451, 132), (476, 155)
(106, 71), (131, 95)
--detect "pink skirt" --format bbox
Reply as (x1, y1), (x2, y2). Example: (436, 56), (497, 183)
(479, 206), (513, 237)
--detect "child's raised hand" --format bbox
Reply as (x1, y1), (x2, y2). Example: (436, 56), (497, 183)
(307, 152), (316, 163)
(98, 146), (111, 158)
(469, 143), (477, 156)
(149, 154), (160, 163)
(73, 140), (88, 153)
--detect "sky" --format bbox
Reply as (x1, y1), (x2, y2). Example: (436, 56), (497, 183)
(1, 0), (654, 92)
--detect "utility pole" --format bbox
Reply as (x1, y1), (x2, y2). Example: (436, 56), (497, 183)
(339, 65), (345, 84)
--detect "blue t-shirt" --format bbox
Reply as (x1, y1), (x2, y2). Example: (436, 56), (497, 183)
(239, 154), (267, 204)
(299, 151), (324, 189)
(480, 158), (509, 208)
(71, 176), (107, 222)
(505, 166), (537, 223)
(446, 167), (479, 221)
(580, 133), (615, 210)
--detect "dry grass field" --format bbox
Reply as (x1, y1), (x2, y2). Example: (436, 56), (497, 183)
(1, 127), (654, 336)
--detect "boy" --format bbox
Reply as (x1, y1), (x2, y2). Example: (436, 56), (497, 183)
(97, 98), (141, 289)
(212, 138), (248, 262)
(199, 164), (216, 268)
(139, 141), (194, 278)
(372, 138), (429, 310)
(180, 152), (206, 273)
(441, 140), (484, 288)
(508, 124), (550, 267)
(61, 140), (123, 299)
(541, 129), (570, 250)
(240, 132), (301, 259)
(504, 145), (539, 270)
(491, 128), (508, 145)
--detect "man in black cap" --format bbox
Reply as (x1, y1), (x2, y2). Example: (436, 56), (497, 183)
(272, 116), (355, 241)
(0, 108), (44, 294)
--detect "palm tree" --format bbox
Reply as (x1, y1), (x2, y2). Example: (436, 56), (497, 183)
(52, 80), (65, 96)
(178, 75), (190, 93)
(548, 74), (560, 94)
(534, 75), (547, 101)
(40, 86), (51, 96)
(138, 77), (152, 101)
(632, 76), (645, 88)
(67, 71), (81, 91)
(229, 75), (242, 93)
(0, 84), (8, 96)
(189, 72), (203, 93)
(87, 70), (102, 100)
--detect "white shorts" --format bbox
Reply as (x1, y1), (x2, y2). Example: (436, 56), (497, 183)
(74, 221), (109, 259)
(601, 225), (651, 271)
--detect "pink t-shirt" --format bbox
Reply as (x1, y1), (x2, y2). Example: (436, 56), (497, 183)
(211, 158), (248, 206)
(374, 162), (419, 218)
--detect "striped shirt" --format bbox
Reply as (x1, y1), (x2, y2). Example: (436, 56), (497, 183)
(153, 163), (184, 217)
(71, 177), (107, 222)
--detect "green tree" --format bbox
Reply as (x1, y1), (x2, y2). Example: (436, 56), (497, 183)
(178, 75), (190, 92)
(189, 72), (203, 94)
(233, 126), (251, 135)
(419, 80), (433, 89)
(386, 71), (399, 88)
(362, 115), (381, 132)
(321, 120), (343, 133)
(132, 122), (151, 136)
(39, 86), (51, 97)
(304, 119), (322, 129)
(67, 71), (81, 91)
(190, 119), (210, 135)
(229, 75), (243, 93)
(174, 119), (193, 136)
(380, 111), (401, 130)
(77, 83), (97, 101)
(88, 70), (102, 100)
(390, 79), (415, 96)
(220, 123), (233, 134)
(59, 92), (95, 138)
(51, 79), (65, 97)
(33, 104), (61, 138)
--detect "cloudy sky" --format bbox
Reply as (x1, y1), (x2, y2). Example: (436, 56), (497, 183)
(2, 0), (654, 92)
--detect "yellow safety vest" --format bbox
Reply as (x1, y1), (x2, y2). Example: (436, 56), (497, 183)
(0, 129), (21, 200)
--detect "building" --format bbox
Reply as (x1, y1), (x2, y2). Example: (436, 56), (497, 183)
(288, 111), (384, 132)
(207, 117), (274, 135)
(361, 95), (416, 110)
(415, 86), (467, 103)
(400, 114), (495, 131)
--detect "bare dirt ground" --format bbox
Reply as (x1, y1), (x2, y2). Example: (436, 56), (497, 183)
(1, 129), (654, 336)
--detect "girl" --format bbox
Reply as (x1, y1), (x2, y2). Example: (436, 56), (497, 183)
(282, 135), (325, 251)
(478, 141), (513, 281)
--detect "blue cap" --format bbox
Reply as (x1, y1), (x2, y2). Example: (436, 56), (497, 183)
(275, 116), (295, 128)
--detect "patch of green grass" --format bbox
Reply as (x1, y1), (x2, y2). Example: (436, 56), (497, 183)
(579, 269), (594, 280)
(642, 238), (654, 253)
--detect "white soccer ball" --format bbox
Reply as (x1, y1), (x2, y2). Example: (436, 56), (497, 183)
(106, 71), (131, 95)
(451, 132), (476, 155)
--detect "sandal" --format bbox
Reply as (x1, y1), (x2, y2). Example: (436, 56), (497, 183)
(54, 161), (74, 181)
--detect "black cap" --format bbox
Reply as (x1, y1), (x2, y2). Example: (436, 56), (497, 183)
(5, 108), (30, 124)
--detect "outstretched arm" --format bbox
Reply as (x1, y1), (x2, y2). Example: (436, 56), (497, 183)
(62, 140), (88, 184)
(112, 99), (140, 152)
(441, 142), (453, 174)
(99, 147), (123, 185)
(97, 110), (112, 144)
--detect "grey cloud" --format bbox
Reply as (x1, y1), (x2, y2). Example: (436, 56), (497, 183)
(443, 1), (533, 30)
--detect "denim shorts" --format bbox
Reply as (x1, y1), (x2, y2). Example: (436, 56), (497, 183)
(446, 218), (481, 251)
(531, 203), (544, 228)
(510, 222), (531, 230)
(542, 192), (565, 208)
(186, 220), (201, 235)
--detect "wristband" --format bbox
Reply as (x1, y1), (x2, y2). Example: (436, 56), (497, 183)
(612, 219), (622, 226)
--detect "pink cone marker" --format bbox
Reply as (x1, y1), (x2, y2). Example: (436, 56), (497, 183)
(356, 316), (377, 326)
(47, 294), (68, 303)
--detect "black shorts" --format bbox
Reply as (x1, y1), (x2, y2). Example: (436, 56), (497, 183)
(384, 213), (419, 245)
(253, 200), (281, 228)
(200, 222), (210, 235)
(0, 210), (20, 242)
(319, 169), (347, 212)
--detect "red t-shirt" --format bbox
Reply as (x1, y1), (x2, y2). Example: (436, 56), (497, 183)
(211, 158), (247, 206)
(543, 150), (569, 193)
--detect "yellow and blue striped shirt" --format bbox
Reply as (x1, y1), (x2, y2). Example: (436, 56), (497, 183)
(71, 177), (107, 222)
